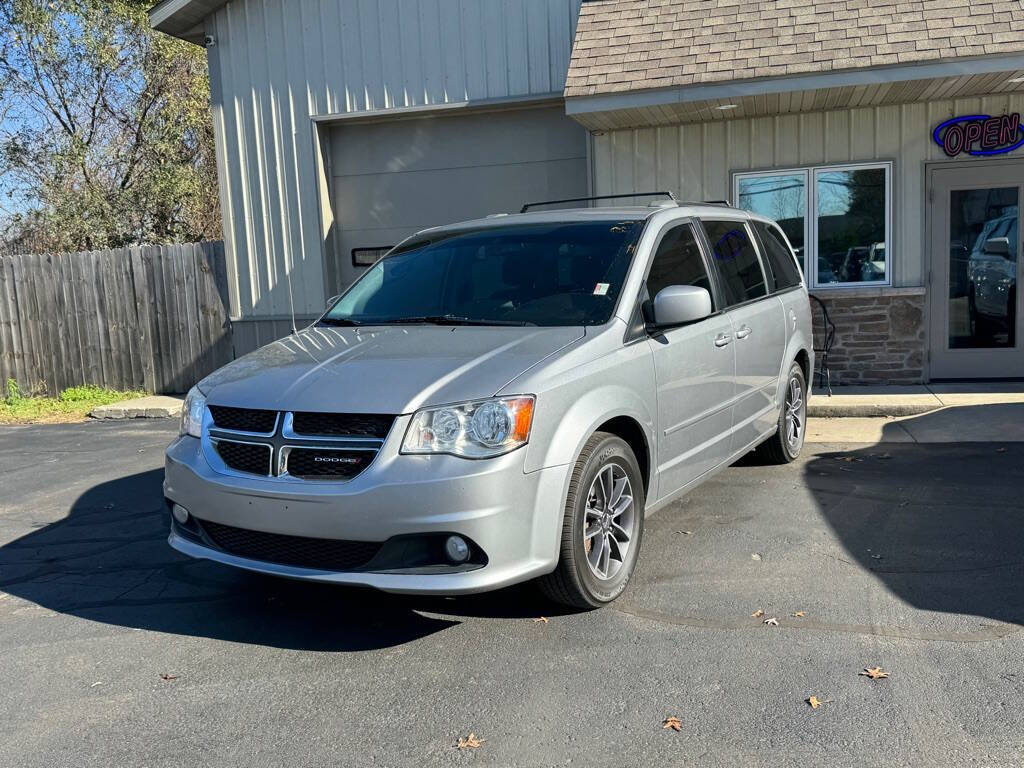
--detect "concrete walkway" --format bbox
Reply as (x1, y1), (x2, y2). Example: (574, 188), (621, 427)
(808, 381), (1024, 417)
(90, 395), (183, 420)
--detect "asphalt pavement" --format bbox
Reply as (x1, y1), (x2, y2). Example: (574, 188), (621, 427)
(1, 419), (1022, 767)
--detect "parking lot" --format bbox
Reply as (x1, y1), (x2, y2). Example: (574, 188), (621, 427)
(2, 417), (1023, 767)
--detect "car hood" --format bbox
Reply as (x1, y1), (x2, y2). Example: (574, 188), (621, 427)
(198, 324), (584, 413)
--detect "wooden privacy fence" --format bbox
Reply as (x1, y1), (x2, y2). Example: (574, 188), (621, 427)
(0, 242), (233, 395)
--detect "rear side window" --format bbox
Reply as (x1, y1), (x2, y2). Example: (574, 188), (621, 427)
(701, 220), (767, 306)
(753, 221), (803, 291)
(645, 223), (713, 308)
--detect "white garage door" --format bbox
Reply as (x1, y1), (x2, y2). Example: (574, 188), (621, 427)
(329, 104), (588, 289)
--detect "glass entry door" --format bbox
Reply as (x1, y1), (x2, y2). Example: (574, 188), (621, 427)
(928, 162), (1023, 378)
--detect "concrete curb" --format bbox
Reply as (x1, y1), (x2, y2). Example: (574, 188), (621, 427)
(807, 403), (941, 418)
(91, 395), (183, 420)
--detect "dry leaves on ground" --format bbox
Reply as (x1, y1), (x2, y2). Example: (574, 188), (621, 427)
(751, 609), (765, 618)
(807, 696), (833, 709)
(860, 666), (889, 680)
(159, 673), (178, 681)
(457, 733), (485, 750)
(662, 716), (683, 732)
(791, 611), (806, 618)
(533, 616), (549, 623)
(764, 617), (779, 626)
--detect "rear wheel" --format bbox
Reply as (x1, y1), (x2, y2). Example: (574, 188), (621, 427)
(759, 361), (806, 464)
(538, 432), (645, 609)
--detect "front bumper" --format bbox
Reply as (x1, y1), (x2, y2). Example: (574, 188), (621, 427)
(164, 428), (570, 594)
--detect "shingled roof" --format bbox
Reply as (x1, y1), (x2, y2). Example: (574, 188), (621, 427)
(565, 0), (1024, 98)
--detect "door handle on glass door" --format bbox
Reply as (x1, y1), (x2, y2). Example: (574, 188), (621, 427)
(714, 333), (732, 347)
(735, 325), (752, 339)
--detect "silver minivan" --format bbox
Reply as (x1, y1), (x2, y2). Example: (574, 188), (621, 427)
(165, 198), (812, 608)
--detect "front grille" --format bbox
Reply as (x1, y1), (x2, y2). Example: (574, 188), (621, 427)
(285, 447), (374, 480)
(199, 520), (382, 571)
(209, 405), (277, 433)
(291, 411), (394, 438)
(215, 440), (271, 475)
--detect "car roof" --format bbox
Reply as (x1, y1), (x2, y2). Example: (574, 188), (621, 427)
(415, 203), (763, 238)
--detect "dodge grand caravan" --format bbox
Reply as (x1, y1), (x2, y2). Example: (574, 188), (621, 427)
(165, 197), (812, 608)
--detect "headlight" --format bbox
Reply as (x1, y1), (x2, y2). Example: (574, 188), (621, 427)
(401, 396), (534, 458)
(180, 387), (206, 438)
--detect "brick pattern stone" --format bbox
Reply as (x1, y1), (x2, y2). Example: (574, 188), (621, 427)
(566, 0), (1024, 97)
(811, 292), (926, 385)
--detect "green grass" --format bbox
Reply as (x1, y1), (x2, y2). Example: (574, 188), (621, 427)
(0, 380), (147, 424)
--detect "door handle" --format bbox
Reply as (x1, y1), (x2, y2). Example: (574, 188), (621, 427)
(714, 332), (732, 347)
(735, 325), (752, 340)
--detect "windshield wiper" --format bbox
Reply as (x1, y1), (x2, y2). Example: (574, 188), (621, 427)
(317, 316), (363, 327)
(386, 314), (535, 327)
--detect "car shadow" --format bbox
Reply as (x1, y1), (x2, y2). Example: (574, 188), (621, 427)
(0, 468), (571, 652)
(803, 406), (1024, 626)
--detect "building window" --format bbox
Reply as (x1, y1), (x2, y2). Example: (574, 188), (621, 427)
(734, 162), (891, 288)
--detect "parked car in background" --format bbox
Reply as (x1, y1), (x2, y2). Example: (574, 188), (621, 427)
(165, 197), (812, 608)
(968, 206), (1018, 344)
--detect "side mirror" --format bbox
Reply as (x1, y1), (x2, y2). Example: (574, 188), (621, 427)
(983, 237), (1010, 257)
(326, 295), (341, 309)
(651, 285), (713, 328)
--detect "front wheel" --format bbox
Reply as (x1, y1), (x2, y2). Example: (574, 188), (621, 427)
(759, 361), (807, 464)
(538, 432), (645, 609)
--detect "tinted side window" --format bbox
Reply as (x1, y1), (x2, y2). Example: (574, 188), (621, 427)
(646, 223), (714, 308)
(753, 221), (802, 291)
(701, 220), (767, 306)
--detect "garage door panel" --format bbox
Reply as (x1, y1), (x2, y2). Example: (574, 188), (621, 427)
(330, 105), (588, 289)
(331, 106), (586, 177)
(334, 157), (587, 232)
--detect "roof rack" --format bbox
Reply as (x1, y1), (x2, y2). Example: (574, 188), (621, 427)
(519, 191), (676, 213)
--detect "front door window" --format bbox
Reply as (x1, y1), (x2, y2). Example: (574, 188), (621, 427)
(948, 187), (1018, 350)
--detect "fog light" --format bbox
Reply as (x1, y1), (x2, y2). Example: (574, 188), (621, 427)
(444, 535), (470, 564)
(171, 504), (190, 525)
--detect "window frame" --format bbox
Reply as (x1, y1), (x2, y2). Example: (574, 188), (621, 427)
(732, 161), (892, 290)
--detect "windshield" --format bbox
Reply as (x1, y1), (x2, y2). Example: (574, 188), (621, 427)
(322, 221), (644, 327)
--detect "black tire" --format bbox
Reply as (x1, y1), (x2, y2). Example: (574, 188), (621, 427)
(538, 432), (645, 610)
(759, 361), (807, 465)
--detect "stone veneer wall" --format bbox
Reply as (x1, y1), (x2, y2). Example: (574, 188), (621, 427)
(809, 287), (926, 386)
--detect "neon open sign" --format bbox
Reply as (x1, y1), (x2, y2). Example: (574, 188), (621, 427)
(932, 113), (1024, 157)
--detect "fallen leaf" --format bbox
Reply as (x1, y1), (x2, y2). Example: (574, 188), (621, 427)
(675, 530), (693, 536)
(860, 666), (889, 680)
(662, 716), (682, 732)
(457, 733), (485, 750)
(751, 609), (765, 618)
(533, 616), (549, 624)
(791, 611), (806, 618)
(764, 617), (779, 626)
(807, 696), (821, 709)
(751, 553), (762, 561)
(159, 673), (178, 681)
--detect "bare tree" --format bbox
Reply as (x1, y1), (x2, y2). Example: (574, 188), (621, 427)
(0, 0), (220, 251)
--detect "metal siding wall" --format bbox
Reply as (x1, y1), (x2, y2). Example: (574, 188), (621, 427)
(207, 0), (581, 321)
(592, 93), (1024, 289)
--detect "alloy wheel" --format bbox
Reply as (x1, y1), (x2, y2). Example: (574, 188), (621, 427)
(785, 375), (804, 451)
(583, 463), (635, 580)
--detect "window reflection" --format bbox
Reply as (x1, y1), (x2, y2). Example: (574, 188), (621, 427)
(737, 173), (805, 274)
(816, 167), (887, 284)
(949, 188), (1018, 349)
